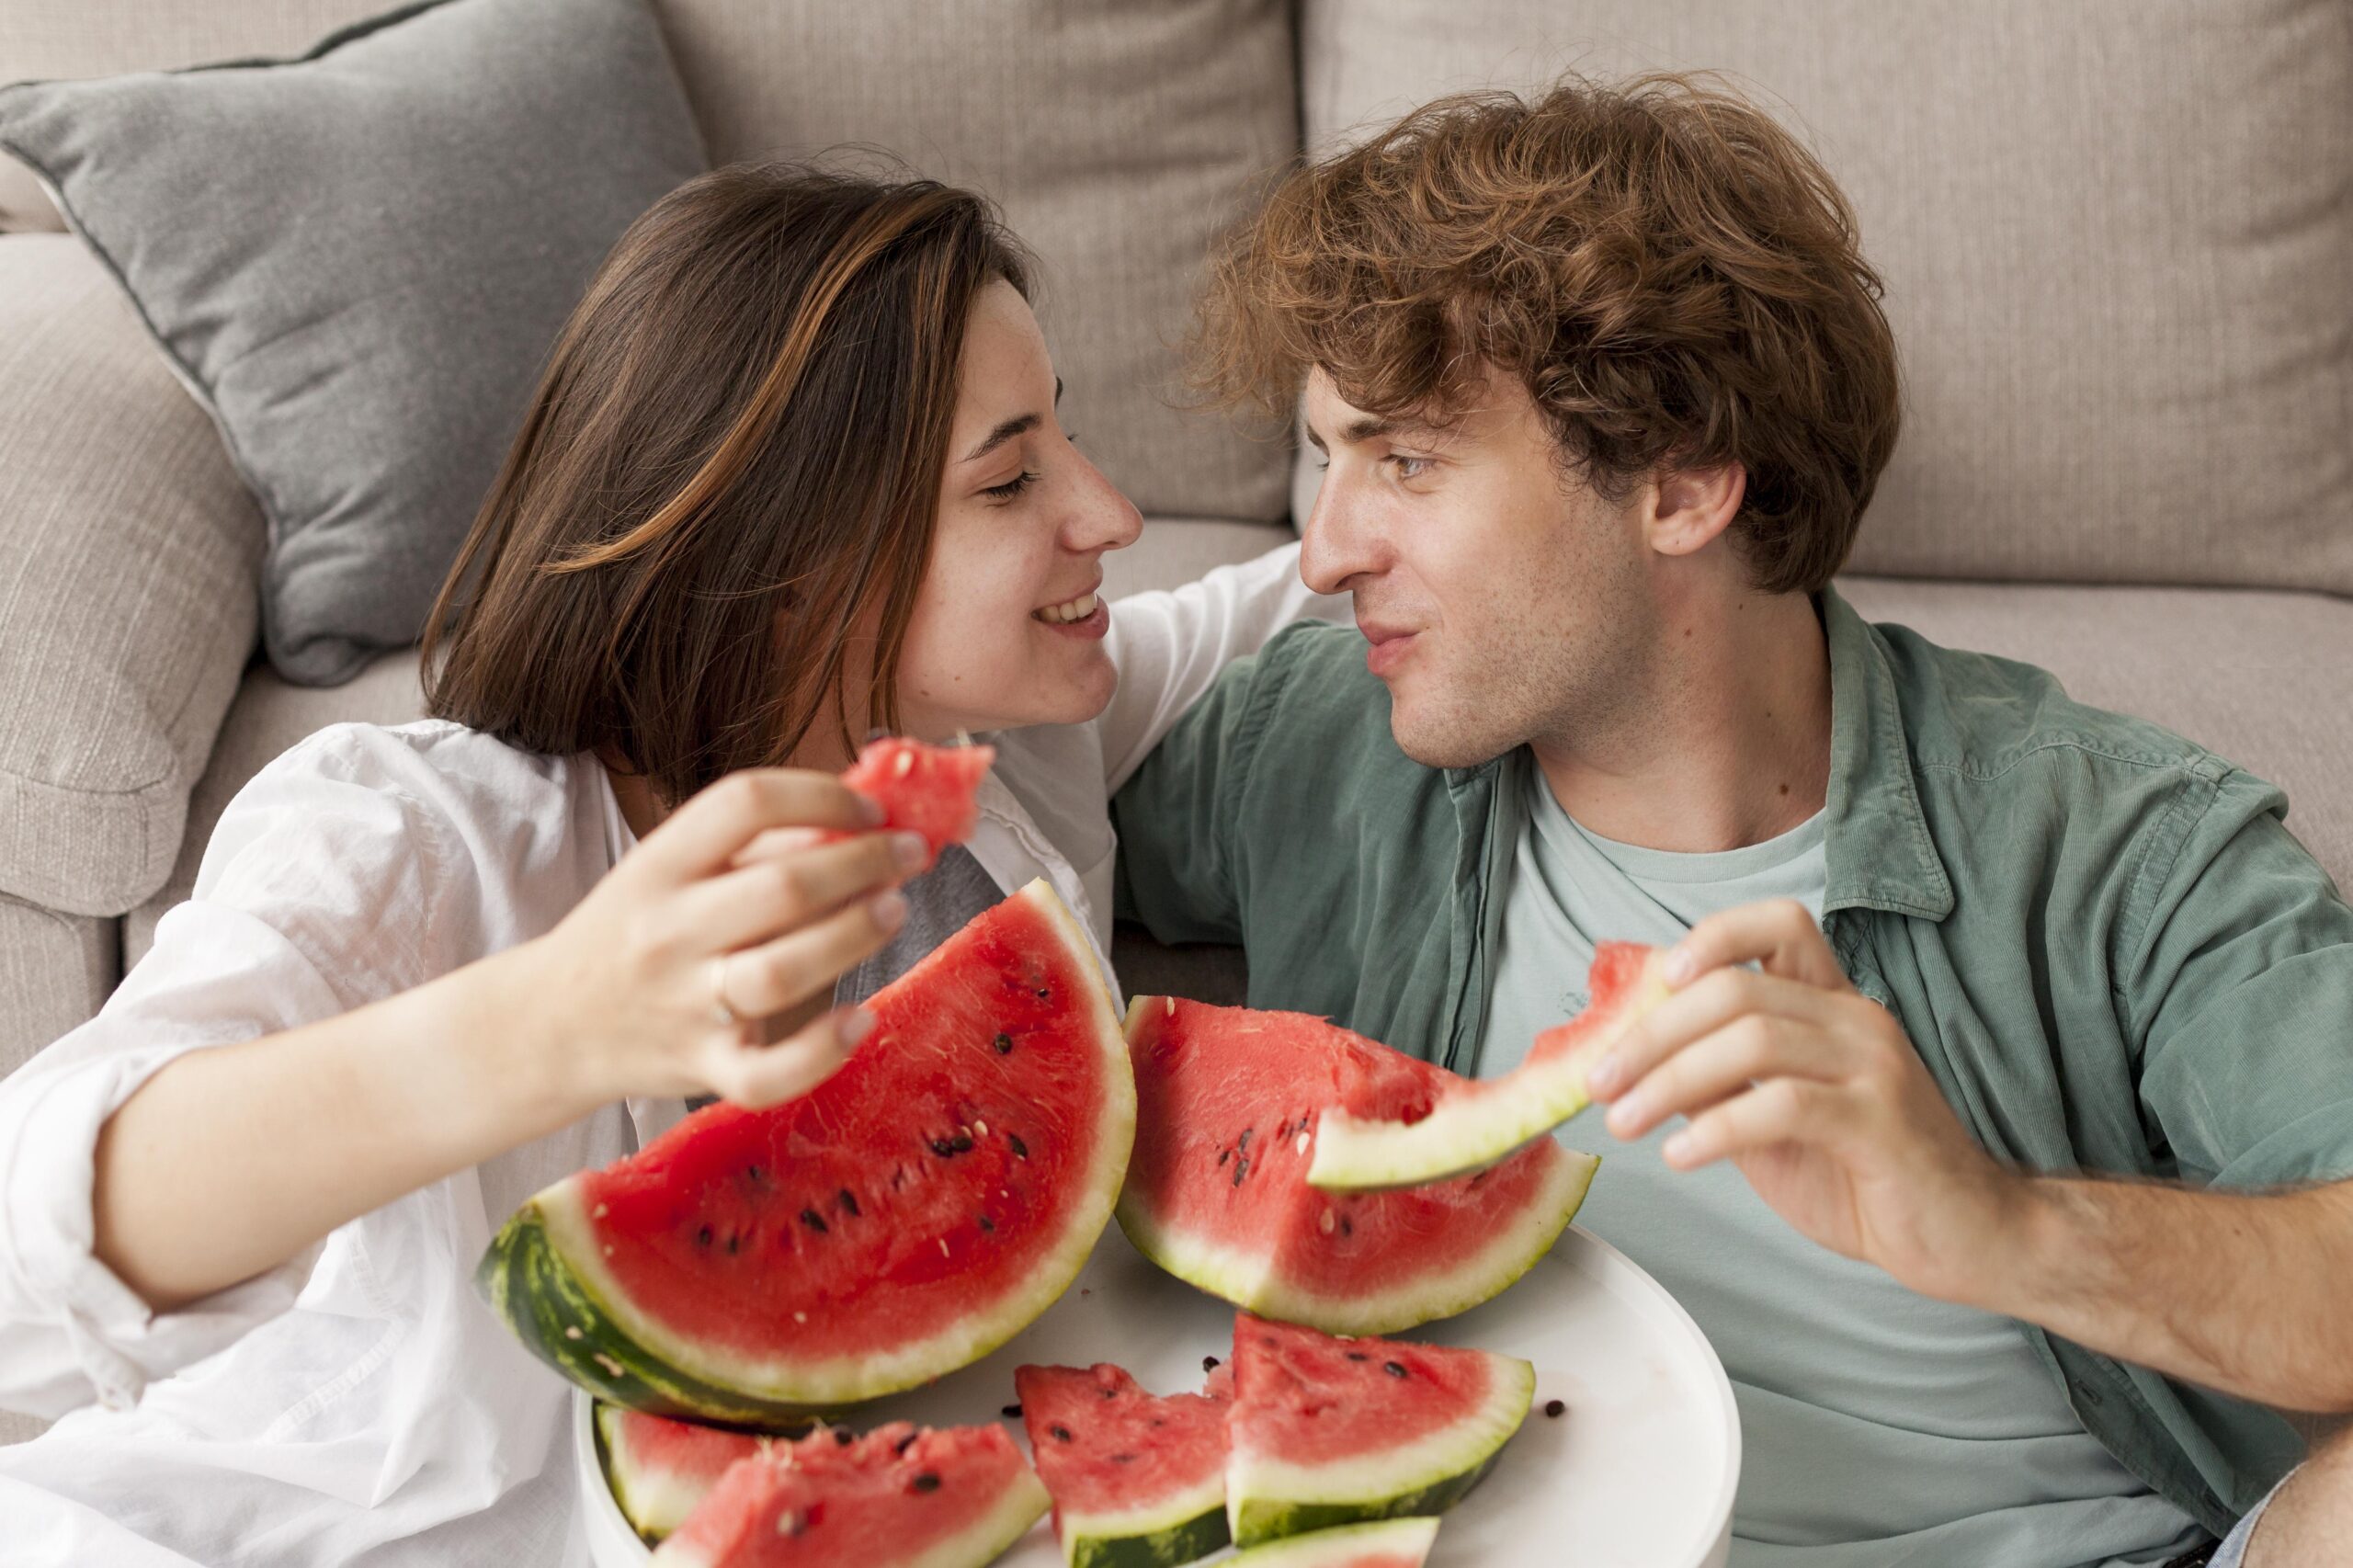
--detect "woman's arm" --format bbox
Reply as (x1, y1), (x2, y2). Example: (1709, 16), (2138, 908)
(89, 767), (919, 1313)
(1097, 540), (1347, 792)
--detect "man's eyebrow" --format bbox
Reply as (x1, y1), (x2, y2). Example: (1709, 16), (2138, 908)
(961, 379), (1065, 464)
(1307, 414), (1420, 454)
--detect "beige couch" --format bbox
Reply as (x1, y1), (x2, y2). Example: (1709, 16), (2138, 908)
(2, 0), (2347, 1449)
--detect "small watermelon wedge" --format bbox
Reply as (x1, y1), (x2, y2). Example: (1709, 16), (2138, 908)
(1227, 1517), (1442, 1568)
(479, 880), (1132, 1424)
(1308, 943), (1672, 1191)
(1118, 998), (1596, 1335)
(647, 1421), (1049, 1568)
(835, 736), (995, 870)
(1226, 1315), (1529, 1547)
(1017, 1361), (1233, 1568)
(597, 1403), (770, 1540)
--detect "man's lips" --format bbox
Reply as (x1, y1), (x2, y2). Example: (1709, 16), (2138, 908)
(1358, 620), (1418, 677)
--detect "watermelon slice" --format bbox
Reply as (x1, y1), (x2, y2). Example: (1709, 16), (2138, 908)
(1116, 999), (1597, 1335)
(479, 880), (1133, 1423)
(1309, 943), (1672, 1191)
(597, 1403), (770, 1540)
(1226, 1518), (1442, 1568)
(647, 1421), (1050, 1568)
(835, 735), (995, 870)
(1226, 1315), (1529, 1547)
(1016, 1361), (1233, 1568)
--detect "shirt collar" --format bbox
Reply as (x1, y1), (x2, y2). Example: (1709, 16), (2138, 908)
(1819, 584), (1956, 921)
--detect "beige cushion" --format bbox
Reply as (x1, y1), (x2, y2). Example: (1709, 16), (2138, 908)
(656, 0), (1299, 526)
(0, 897), (114, 1078)
(1836, 576), (2353, 891)
(1298, 0), (2353, 596)
(0, 234), (262, 917)
(0, 0), (387, 230)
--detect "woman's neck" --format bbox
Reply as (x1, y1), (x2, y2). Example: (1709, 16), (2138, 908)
(602, 725), (858, 843)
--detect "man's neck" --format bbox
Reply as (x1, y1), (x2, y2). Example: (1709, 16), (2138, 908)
(1528, 589), (1833, 854)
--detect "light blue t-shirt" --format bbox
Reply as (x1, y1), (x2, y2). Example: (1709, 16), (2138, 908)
(1482, 760), (2204, 1568)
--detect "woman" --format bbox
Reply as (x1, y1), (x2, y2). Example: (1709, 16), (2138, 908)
(0, 165), (1333, 1563)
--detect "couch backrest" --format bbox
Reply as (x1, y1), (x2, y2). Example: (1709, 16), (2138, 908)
(1298, 0), (2353, 597)
(0, 0), (1301, 528)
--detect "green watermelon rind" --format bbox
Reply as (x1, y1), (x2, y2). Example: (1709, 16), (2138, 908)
(1224, 1517), (1441, 1566)
(1115, 1147), (1597, 1337)
(647, 1455), (1053, 1568)
(1227, 1352), (1532, 1549)
(479, 880), (1136, 1419)
(1059, 1475), (1233, 1568)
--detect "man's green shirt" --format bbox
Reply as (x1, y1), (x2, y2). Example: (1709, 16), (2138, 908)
(1112, 585), (2353, 1538)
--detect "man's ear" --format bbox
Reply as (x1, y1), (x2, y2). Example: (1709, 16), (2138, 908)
(1644, 462), (1747, 558)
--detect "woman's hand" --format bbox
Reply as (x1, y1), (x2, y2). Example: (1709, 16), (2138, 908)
(518, 768), (927, 1112)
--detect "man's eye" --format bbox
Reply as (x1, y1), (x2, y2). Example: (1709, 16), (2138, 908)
(983, 471), (1040, 501)
(1389, 454), (1433, 480)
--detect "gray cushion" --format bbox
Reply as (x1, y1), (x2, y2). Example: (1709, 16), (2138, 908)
(0, 0), (707, 686)
(1297, 0), (2353, 597)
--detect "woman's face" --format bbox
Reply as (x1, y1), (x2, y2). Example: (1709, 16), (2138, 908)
(893, 280), (1142, 738)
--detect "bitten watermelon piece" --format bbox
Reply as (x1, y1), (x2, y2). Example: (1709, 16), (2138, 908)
(1226, 1315), (1529, 1548)
(479, 880), (1133, 1424)
(1309, 943), (1672, 1190)
(1017, 1361), (1233, 1568)
(836, 736), (995, 870)
(647, 1422), (1049, 1568)
(1227, 1518), (1442, 1568)
(597, 1403), (769, 1540)
(1117, 999), (1596, 1335)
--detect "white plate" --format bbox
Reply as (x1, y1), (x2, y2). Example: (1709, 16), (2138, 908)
(578, 1224), (1737, 1567)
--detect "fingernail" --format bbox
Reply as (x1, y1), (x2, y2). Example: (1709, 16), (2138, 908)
(870, 890), (907, 932)
(1586, 1053), (1623, 1096)
(857, 793), (887, 827)
(892, 832), (929, 873)
(1605, 1095), (1646, 1139)
(1662, 1131), (1693, 1166)
(837, 1007), (876, 1048)
(1664, 948), (1698, 987)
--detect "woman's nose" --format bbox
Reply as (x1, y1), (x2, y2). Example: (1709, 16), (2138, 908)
(1066, 452), (1143, 554)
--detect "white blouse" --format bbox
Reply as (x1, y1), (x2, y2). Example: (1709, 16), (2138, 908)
(0, 543), (1336, 1566)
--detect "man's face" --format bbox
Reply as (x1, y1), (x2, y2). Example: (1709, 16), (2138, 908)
(1299, 367), (1659, 768)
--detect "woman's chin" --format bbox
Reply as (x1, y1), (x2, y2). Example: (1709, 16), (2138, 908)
(904, 662), (1115, 738)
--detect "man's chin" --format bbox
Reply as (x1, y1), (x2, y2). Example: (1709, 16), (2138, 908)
(1386, 699), (1514, 772)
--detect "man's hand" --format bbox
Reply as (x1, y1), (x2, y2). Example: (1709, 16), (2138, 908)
(1585, 897), (2026, 1309)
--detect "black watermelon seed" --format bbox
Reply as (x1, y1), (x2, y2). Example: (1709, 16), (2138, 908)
(1217, 1149), (1230, 1166)
(1345, 1352), (1369, 1362)
(838, 1188), (860, 1219)
(1384, 1360), (1408, 1379)
(1238, 1128), (1255, 1151)
(896, 1433), (920, 1456)
(834, 1427), (854, 1446)
(781, 1508), (808, 1538)
(745, 1165), (763, 1184)
(1202, 1356), (1221, 1372)
(724, 1233), (739, 1256)
(695, 1224), (713, 1248)
(1050, 1425), (1074, 1442)
(1150, 1416), (1165, 1427)
(994, 1033), (1014, 1054)
(1232, 1155), (1250, 1186)
(951, 1132), (974, 1153)
(1007, 1133), (1029, 1159)
(1035, 986), (1051, 999)
(1002, 1404), (1022, 1418)
(1112, 1452), (1135, 1464)
(1100, 1385), (1119, 1399)
(1545, 1399), (1566, 1418)
(912, 1471), (941, 1493)
(977, 1215), (995, 1233)
(930, 1138), (958, 1157)
(800, 1208), (829, 1234)
(1339, 1215), (1354, 1237)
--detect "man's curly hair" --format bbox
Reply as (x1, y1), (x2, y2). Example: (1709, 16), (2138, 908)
(1194, 73), (1902, 595)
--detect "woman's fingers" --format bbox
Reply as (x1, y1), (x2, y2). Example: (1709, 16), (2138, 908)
(703, 1006), (879, 1109)
(678, 831), (926, 952)
(718, 892), (908, 1021)
(635, 769), (882, 884)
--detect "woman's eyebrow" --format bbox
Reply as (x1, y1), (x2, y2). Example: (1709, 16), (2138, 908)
(960, 379), (1065, 464)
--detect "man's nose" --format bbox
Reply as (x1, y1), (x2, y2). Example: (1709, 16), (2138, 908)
(1299, 466), (1375, 596)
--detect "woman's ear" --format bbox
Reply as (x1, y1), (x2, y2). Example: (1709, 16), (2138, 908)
(1644, 462), (1747, 558)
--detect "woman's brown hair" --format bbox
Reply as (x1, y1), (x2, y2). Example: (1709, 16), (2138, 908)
(423, 162), (1029, 804)
(1193, 74), (1901, 595)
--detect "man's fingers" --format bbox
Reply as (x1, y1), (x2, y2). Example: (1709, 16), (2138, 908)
(705, 1006), (877, 1109)
(635, 770), (883, 884)
(676, 832), (926, 953)
(1663, 1077), (1859, 1170)
(719, 893), (906, 1020)
(1602, 1015), (1847, 1141)
(1590, 965), (1855, 1103)
(1664, 898), (1851, 993)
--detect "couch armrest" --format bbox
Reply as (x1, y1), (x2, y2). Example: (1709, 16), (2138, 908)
(0, 233), (261, 919)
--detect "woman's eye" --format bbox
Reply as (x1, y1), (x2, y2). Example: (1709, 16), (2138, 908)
(983, 471), (1040, 502)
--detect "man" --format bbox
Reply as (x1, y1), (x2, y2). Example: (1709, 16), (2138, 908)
(1116, 74), (2353, 1566)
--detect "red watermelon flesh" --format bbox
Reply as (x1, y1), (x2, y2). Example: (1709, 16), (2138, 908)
(648, 1422), (1049, 1568)
(478, 881), (1134, 1423)
(1225, 1314), (1532, 1546)
(597, 1404), (768, 1540)
(835, 736), (995, 869)
(1308, 943), (1670, 1191)
(1016, 1362), (1233, 1566)
(1116, 1000), (1597, 1335)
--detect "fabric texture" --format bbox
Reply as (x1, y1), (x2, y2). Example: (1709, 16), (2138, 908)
(0, 898), (115, 1085)
(654, 0), (1298, 527)
(0, 0), (709, 686)
(1113, 586), (2353, 1536)
(1295, 0), (2353, 594)
(0, 235), (263, 921)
